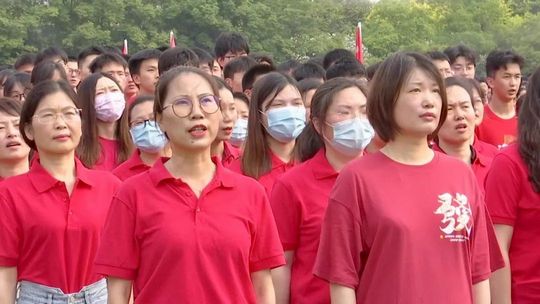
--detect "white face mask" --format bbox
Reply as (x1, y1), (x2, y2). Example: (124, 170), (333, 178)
(326, 117), (374, 156)
(265, 106), (306, 143)
(229, 118), (248, 146)
(94, 91), (125, 122)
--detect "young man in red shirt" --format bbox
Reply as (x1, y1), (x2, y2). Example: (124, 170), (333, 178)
(476, 50), (524, 148)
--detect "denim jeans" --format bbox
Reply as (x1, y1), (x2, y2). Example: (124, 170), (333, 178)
(17, 279), (107, 304)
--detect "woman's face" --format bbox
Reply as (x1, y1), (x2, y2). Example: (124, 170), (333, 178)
(7, 83), (27, 103)
(0, 112), (30, 163)
(129, 101), (154, 127)
(25, 91), (82, 155)
(303, 89), (316, 121)
(438, 85), (476, 145)
(320, 87), (367, 141)
(234, 98), (249, 120)
(95, 76), (122, 97)
(471, 88), (485, 126)
(216, 88), (237, 142)
(393, 68), (443, 140)
(158, 73), (221, 152)
(261, 84), (303, 127)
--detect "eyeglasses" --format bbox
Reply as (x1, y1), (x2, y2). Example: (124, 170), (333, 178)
(224, 52), (247, 60)
(67, 68), (80, 75)
(130, 118), (155, 128)
(163, 95), (220, 118)
(33, 107), (82, 124)
(9, 92), (26, 101)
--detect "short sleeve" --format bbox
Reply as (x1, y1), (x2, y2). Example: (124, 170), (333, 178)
(0, 194), (20, 266)
(249, 187), (286, 272)
(270, 179), (301, 251)
(94, 195), (139, 280)
(470, 185), (493, 283)
(313, 168), (363, 289)
(484, 153), (521, 225)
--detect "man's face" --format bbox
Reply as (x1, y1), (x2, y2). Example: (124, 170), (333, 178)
(451, 56), (475, 79)
(133, 59), (159, 94)
(66, 60), (80, 89)
(218, 50), (248, 68)
(433, 59), (453, 78)
(487, 63), (521, 103)
(79, 54), (99, 80)
(101, 63), (127, 89)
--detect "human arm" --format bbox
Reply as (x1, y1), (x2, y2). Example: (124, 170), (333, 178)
(473, 279), (490, 304)
(330, 283), (356, 304)
(271, 251), (294, 304)
(0, 267), (16, 304)
(490, 225), (514, 304)
(252, 269), (276, 304)
(106, 277), (132, 304)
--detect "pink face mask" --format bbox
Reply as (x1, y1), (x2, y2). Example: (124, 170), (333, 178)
(94, 91), (125, 122)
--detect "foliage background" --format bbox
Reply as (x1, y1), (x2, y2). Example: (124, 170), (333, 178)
(0, 0), (538, 75)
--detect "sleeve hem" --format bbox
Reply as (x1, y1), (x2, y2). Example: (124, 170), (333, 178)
(472, 271), (492, 284)
(250, 254), (285, 272)
(282, 243), (297, 251)
(313, 270), (358, 290)
(490, 216), (515, 226)
(94, 264), (136, 280)
(0, 256), (17, 266)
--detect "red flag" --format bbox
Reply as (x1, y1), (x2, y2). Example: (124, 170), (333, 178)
(122, 39), (128, 55)
(355, 22), (363, 64)
(169, 31), (176, 48)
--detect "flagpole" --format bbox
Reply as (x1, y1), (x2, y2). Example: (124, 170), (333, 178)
(356, 22), (363, 64)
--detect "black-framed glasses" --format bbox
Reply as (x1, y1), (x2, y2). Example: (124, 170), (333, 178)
(163, 95), (220, 118)
(130, 118), (156, 128)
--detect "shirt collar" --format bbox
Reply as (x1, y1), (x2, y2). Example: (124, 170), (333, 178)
(310, 149), (338, 180)
(149, 156), (235, 189)
(269, 150), (295, 170)
(222, 141), (241, 163)
(432, 143), (489, 167)
(126, 150), (151, 170)
(29, 158), (94, 193)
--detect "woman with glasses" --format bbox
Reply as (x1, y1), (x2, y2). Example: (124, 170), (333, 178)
(95, 67), (284, 303)
(76, 73), (132, 171)
(229, 72), (306, 196)
(0, 80), (120, 303)
(112, 95), (169, 181)
(0, 98), (31, 181)
(3, 72), (32, 103)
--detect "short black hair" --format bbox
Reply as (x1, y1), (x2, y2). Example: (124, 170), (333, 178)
(89, 52), (128, 73)
(128, 49), (162, 76)
(223, 56), (257, 80)
(158, 47), (200, 75)
(444, 44), (477, 66)
(35, 47), (68, 66)
(191, 47), (214, 65)
(242, 64), (275, 91)
(323, 48), (356, 70)
(426, 51), (450, 62)
(77, 46), (105, 67)
(276, 59), (300, 74)
(366, 62), (382, 81)
(292, 62), (326, 82)
(485, 50), (524, 78)
(14, 54), (36, 70)
(297, 78), (323, 98)
(249, 52), (274, 68)
(214, 32), (250, 59)
(233, 92), (249, 106)
(325, 58), (366, 80)
(30, 61), (68, 85)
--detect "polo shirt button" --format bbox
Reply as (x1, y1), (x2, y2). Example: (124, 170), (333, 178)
(69, 211), (73, 215)
(195, 208), (200, 213)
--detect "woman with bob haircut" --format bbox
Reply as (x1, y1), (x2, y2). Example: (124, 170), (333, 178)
(271, 77), (373, 304)
(76, 73), (132, 170)
(230, 72), (306, 195)
(3, 72), (31, 103)
(30, 61), (68, 86)
(0, 98), (31, 180)
(94, 67), (284, 303)
(0, 80), (120, 303)
(314, 52), (492, 304)
(486, 66), (540, 304)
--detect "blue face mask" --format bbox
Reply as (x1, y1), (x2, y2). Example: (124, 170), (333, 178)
(327, 117), (374, 156)
(130, 120), (168, 153)
(230, 118), (248, 147)
(265, 106), (306, 143)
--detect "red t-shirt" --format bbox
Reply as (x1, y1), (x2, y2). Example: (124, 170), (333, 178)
(270, 149), (338, 304)
(94, 158), (285, 303)
(475, 105), (517, 149)
(229, 151), (294, 196)
(314, 151), (492, 303)
(484, 144), (540, 303)
(93, 137), (120, 171)
(0, 159), (121, 293)
(472, 134), (499, 159)
(112, 149), (152, 181)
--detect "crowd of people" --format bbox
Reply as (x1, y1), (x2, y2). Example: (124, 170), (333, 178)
(0, 31), (538, 304)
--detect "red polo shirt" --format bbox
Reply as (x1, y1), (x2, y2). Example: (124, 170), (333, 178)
(472, 134), (499, 159)
(484, 144), (540, 303)
(93, 137), (120, 171)
(475, 106), (517, 149)
(314, 152), (492, 303)
(222, 141), (241, 168)
(112, 149), (151, 181)
(270, 149), (338, 304)
(0, 159), (121, 293)
(94, 158), (285, 303)
(229, 151), (295, 196)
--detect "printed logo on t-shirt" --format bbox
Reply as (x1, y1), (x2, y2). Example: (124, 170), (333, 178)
(498, 135), (516, 150)
(434, 193), (472, 242)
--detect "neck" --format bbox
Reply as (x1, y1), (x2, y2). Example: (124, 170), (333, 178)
(489, 95), (516, 118)
(325, 146), (358, 172)
(139, 150), (161, 166)
(267, 137), (295, 163)
(97, 121), (117, 140)
(139, 88), (154, 96)
(380, 135), (433, 165)
(38, 151), (76, 182)
(165, 147), (214, 179)
(438, 140), (472, 165)
(0, 158), (29, 178)
(210, 140), (225, 160)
